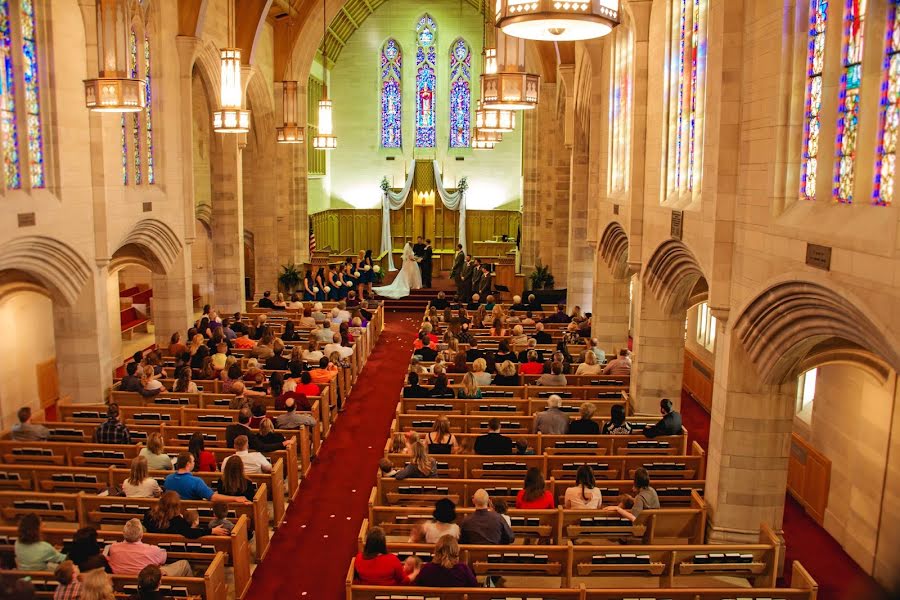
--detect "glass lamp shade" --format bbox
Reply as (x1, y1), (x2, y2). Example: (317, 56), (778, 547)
(312, 134), (338, 150)
(312, 97), (337, 149)
(214, 48), (250, 133)
(472, 139), (498, 150)
(480, 71), (540, 110)
(472, 127), (503, 143)
(277, 81), (304, 143)
(483, 47), (498, 75)
(475, 103), (516, 133)
(84, 77), (145, 112)
(495, 0), (619, 41)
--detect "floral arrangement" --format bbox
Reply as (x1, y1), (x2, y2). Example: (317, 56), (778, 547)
(373, 265), (381, 273)
(364, 264), (371, 271)
(324, 286), (331, 293)
(354, 271), (361, 277)
(457, 176), (469, 192)
(313, 287), (320, 293)
(380, 177), (391, 192)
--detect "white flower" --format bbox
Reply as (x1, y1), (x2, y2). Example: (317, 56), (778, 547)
(364, 265), (371, 271)
(354, 271), (361, 277)
(324, 286), (331, 293)
(373, 265), (381, 273)
(313, 287), (320, 293)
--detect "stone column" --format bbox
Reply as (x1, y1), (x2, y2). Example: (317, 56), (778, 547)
(54, 270), (115, 402)
(704, 334), (794, 545)
(592, 265), (631, 351)
(566, 132), (593, 310)
(152, 245), (195, 346)
(629, 276), (686, 414)
(210, 135), (246, 313)
(520, 107), (541, 272)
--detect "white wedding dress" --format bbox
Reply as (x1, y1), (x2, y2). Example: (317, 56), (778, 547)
(374, 243), (422, 299)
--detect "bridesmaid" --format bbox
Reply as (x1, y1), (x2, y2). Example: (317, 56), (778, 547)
(314, 267), (327, 302)
(355, 250), (367, 299)
(326, 265), (339, 301)
(342, 262), (356, 298)
(361, 249), (375, 299)
(302, 269), (315, 301)
(335, 265), (348, 300)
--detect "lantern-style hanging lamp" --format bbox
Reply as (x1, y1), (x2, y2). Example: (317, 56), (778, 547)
(213, 0), (250, 133)
(311, 0), (338, 150)
(495, 0), (619, 42)
(480, 28), (540, 110)
(84, 0), (145, 112)
(276, 18), (304, 144)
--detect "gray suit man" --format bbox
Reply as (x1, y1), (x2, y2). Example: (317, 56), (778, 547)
(469, 262), (483, 302)
(451, 245), (465, 295)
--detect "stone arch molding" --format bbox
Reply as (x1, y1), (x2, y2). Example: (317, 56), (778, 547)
(0, 236), (92, 307)
(644, 239), (706, 316)
(113, 219), (182, 275)
(732, 281), (900, 385)
(599, 222), (630, 280)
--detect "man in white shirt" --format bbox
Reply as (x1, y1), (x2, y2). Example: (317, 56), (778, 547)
(324, 333), (354, 360)
(315, 321), (335, 343)
(335, 301), (352, 323)
(222, 435), (272, 474)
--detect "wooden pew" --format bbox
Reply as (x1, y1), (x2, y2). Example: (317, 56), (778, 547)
(0, 552), (227, 600)
(77, 484), (271, 559)
(365, 506), (559, 542)
(0, 464), (110, 494)
(0, 490), (80, 524)
(538, 432), (689, 456)
(0, 441), (140, 468)
(0, 517), (252, 597)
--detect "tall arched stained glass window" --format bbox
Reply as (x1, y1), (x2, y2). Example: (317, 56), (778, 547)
(609, 26), (633, 194)
(381, 38), (402, 148)
(874, 0), (900, 206)
(834, 0), (867, 203)
(801, 0), (829, 200)
(665, 0), (705, 197)
(415, 14), (437, 148)
(0, 0), (20, 190)
(449, 38), (471, 148)
(130, 27), (141, 185)
(145, 33), (154, 184)
(20, 0), (42, 188)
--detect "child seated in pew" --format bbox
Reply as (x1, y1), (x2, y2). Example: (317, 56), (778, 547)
(379, 458), (399, 478)
(208, 502), (235, 534)
(492, 499), (511, 527)
(403, 556), (422, 581)
(184, 509), (201, 530)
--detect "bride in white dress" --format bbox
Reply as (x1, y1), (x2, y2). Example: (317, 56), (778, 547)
(374, 242), (422, 299)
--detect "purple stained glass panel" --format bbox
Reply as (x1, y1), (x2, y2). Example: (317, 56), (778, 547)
(834, 0), (867, 203)
(449, 38), (470, 149)
(381, 39), (402, 148)
(145, 35), (154, 184)
(20, 0), (41, 187)
(0, 0), (20, 189)
(416, 15), (437, 148)
(874, 1), (900, 205)
(801, 0), (829, 200)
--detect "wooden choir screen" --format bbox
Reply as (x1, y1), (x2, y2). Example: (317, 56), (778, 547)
(787, 433), (830, 525)
(682, 349), (714, 413)
(311, 209), (381, 254)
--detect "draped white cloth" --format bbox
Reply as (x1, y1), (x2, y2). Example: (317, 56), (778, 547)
(380, 160), (467, 271)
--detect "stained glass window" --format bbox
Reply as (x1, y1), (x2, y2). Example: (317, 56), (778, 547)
(874, 1), (900, 205)
(380, 38), (402, 148)
(120, 115), (127, 185)
(415, 14), (437, 148)
(834, 0), (867, 202)
(801, 0), (829, 200)
(145, 34), (154, 184)
(20, 0), (41, 188)
(130, 27), (141, 185)
(449, 38), (471, 149)
(666, 0), (704, 196)
(609, 26), (632, 193)
(0, 0), (20, 189)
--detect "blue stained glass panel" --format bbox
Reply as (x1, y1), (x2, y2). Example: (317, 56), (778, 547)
(0, 0), (20, 189)
(449, 38), (471, 148)
(145, 35), (154, 184)
(20, 0), (42, 187)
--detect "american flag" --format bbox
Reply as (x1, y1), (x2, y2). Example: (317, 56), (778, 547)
(308, 216), (316, 254)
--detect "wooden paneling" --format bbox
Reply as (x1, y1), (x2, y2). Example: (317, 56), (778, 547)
(787, 434), (831, 525)
(311, 209), (381, 254)
(466, 211), (520, 246)
(36, 358), (59, 409)
(682, 350), (714, 413)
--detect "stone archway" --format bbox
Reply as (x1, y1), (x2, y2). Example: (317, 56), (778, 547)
(592, 222), (632, 350)
(630, 239), (709, 413)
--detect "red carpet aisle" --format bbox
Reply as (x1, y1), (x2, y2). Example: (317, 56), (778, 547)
(245, 311), (421, 600)
(680, 392), (889, 600)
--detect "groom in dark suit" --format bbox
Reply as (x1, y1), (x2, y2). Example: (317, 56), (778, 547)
(450, 244), (465, 297)
(421, 239), (434, 288)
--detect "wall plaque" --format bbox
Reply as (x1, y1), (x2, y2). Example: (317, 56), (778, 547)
(671, 210), (683, 240)
(17, 212), (35, 227)
(805, 243), (832, 271)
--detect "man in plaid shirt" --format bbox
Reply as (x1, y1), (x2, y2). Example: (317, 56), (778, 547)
(93, 403), (132, 444)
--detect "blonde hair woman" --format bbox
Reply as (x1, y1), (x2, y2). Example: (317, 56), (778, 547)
(426, 416), (459, 455)
(80, 569), (115, 600)
(575, 350), (602, 375)
(470, 358), (492, 387)
(123, 456), (161, 498)
(141, 364), (166, 394)
(414, 534), (477, 587)
(440, 338), (459, 363)
(394, 440), (437, 479)
(139, 432), (174, 470)
(457, 372), (482, 399)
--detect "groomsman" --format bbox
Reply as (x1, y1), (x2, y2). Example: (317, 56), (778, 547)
(421, 239), (434, 287)
(478, 264), (493, 299)
(470, 259), (483, 301)
(451, 244), (465, 295)
(460, 255), (475, 301)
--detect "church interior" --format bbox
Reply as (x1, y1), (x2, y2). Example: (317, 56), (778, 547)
(0, 0), (898, 599)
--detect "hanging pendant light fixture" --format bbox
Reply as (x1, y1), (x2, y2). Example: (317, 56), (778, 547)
(495, 0), (619, 42)
(474, 6), (516, 134)
(84, 0), (145, 112)
(277, 17), (304, 144)
(213, 0), (250, 133)
(312, 0), (337, 150)
(481, 27), (540, 110)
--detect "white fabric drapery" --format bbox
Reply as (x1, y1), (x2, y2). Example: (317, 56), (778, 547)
(380, 160), (468, 271)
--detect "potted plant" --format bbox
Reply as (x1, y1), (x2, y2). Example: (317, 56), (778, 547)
(278, 263), (302, 293)
(529, 260), (555, 290)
